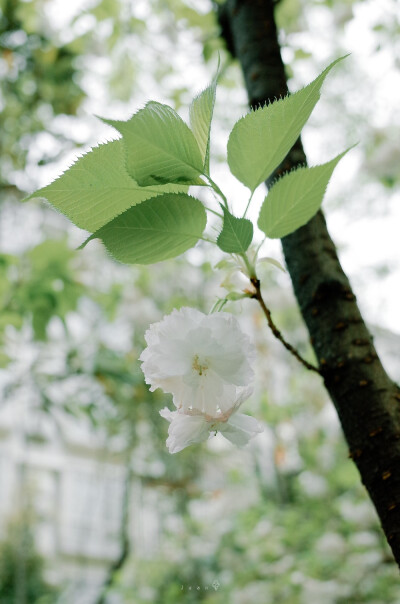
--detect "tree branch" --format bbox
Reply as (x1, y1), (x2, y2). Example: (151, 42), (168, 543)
(250, 277), (320, 373)
(219, 0), (400, 566)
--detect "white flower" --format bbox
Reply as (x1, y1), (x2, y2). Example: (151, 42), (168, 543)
(140, 307), (255, 415)
(160, 386), (263, 454)
(140, 307), (262, 454)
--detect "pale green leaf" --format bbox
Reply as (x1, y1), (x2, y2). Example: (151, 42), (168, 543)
(227, 57), (346, 192)
(189, 78), (217, 174)
(102, 101), (205, 186)
(258, 257), (286, 272)
(27, 140), (187, 232)
(258, 149), (350, 239)
(83, 193), (207, 264)
(226, 292), (249, 301)
(217, 205), (253, 253)
(214, 258), (238, 271)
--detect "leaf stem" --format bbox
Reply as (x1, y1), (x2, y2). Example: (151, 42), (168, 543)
(239, 253), (256, 279)
(209, 298), (228, 313)
(243, 191), (254, 218)
(206, 176), (229, 208)
(250, 277), (321, 374)
(203, 204), (223, 219)
(199, 235), (217, 244)
(254, 236), (266, 258)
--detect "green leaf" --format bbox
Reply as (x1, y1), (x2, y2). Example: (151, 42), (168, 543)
(258, 257), (286, 272)
(189, 77), (217, 174)
(217, 205), (253, 253)
(83, 193), (207, 264)
(227, 57), (346, 192)
(102, 101), (205, 186)
(27, 140), (187, 232)
(258, 149), (350, 239)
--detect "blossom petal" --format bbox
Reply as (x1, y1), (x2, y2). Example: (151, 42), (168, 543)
(159, 407), (175, 422)
(219, 412), (263, 447)
(160, 408), (211, 454)
(140, 306), (256, 416)
(203, 312), (255, 385)
(218, 385), (254, 415)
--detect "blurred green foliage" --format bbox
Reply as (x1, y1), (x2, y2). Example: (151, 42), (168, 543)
(0, 515), (59, 603)
(0, 239), (83, 342)
(111, 425), (400, 603)
(0, 0), (84, 185)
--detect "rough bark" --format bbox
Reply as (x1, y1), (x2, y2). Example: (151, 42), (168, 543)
(219, 0), (400, 566)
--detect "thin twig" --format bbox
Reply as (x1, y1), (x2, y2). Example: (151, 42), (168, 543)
(95, 464), (131, 604)
(251, 278), (321, 374)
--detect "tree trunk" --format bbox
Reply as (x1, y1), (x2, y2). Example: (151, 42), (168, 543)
(218, 0), (400, 566)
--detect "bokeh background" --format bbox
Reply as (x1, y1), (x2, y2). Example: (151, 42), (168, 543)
(1, 0), (400, 602)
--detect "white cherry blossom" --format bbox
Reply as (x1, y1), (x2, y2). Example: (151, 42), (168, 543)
(140, 307), (255, 415)
(159, 386), (263, 454)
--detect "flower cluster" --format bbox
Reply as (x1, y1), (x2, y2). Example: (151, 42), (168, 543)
(140, 307), (263, 453)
